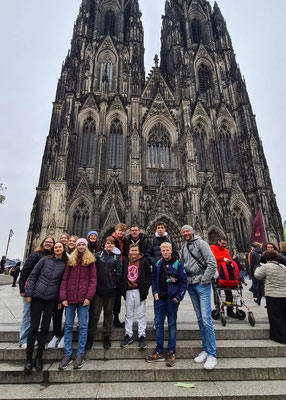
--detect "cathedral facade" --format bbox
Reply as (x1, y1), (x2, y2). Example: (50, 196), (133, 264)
(25, 0), (282, 257)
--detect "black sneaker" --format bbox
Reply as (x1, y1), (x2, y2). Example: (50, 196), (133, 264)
(166, 350), (176, 367)
(103, 336), (111, 349)
(146, 351), (166, 362)
(58, 355), (73, 370)
(138, 336), (146, 349)
(73, 355), (84, 370)
(120, 335), (133, 348)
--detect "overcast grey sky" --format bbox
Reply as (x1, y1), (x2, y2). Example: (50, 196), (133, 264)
(0, 0), (285, 259)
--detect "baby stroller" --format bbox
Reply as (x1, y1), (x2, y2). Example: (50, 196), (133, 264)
(211, 260), (255, 327)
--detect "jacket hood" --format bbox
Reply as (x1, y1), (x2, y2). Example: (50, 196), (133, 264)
(112, 247), (121, 255)
(128, 252), (144, 263)
(155, 232), (168, 238)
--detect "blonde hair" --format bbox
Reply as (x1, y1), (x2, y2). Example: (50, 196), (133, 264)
(68, 247), (95, 267)
(115, 223), (127, 231)
(280, 242), (286, 252)
(160, 242), (172, 250)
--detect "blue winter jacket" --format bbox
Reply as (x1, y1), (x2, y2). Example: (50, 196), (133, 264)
(152, 258), (187, 302)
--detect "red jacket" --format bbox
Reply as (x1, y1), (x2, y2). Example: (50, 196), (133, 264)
(59, 261), (97, 304)
(210, 244), (232, 269)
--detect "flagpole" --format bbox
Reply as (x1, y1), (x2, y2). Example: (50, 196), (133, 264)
(5, 229), (14, 259)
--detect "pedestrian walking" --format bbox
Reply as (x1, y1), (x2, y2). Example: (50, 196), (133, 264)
(11, 262), (21, 287)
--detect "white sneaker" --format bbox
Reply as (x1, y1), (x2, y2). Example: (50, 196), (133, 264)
(57, 336), (65, 349)
(204, 355), (217, 370)
(194, 351), (208, 363)
(48, 335), (59, 349)
(19, 343), (27, 349)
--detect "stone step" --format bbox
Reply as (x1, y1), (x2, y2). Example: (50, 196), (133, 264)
(1, 357), (286, 384)
(0, 324), (270, 343)
(0, 340), (285, 361)
(0, 381), (286, 400)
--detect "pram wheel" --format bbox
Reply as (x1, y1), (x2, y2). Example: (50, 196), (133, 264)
(220, 313), (227, 326)
(248, 311), (255, 327)
(211, 309), (220, 320)
(236, 309), (246, 320)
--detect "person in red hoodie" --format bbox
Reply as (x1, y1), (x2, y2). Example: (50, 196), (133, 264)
(58, 238), (97, 370)
(210, 238), (238, 319)
(112, 223), (128, 327)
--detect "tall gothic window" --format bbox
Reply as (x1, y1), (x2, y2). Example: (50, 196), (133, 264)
(80, 118), (96, 166)
(194, 123), (207, 171)
(198, 64), (211, 93)
(104, 11), (115, 36)
(148, 123), (171, 168)
(191, 20), (202, 43)
(219, 124), (233, 172)
(232, 205), (248, 252)
(109, 119), (123, 168)
(72, 201), (90, 238)
(99, 58), (113, 91)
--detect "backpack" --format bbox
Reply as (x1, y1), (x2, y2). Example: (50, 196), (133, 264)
(10, 266), (16, 277)
(218, 261), (240, 288)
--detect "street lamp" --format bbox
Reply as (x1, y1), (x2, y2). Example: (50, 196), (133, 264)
(5, 229), (14, 259)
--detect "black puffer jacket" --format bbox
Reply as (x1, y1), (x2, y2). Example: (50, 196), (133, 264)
(25, 257), (66, 301)
(19, 251), (48, 294)
(126, 233), (149, 255)
(95, 250), (122, 297)
(249, 247), (262, 278)
(121, 254), (152, 301)
(146, 234), (179, 267)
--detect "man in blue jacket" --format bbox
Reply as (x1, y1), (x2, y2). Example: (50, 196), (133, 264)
(146, 242), (187, 367)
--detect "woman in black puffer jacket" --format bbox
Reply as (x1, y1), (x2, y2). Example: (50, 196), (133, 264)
(24, 242), (68, 373)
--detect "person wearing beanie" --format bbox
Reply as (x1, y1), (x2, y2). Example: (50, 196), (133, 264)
(181, 225), (218, 370)
(58, 238), (97, 370)
(87, 230), (102, 256)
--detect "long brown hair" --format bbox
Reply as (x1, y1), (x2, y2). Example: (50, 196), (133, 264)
(34, 236), (55, 254)
(68, 247), (95, 267)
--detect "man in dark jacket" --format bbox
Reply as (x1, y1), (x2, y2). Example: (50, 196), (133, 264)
(120, 244), (152, 349)
(86, 236), (122, 350)
(145, 221), (179, 267)
(0, 256), (5, 274)
(126, 225), (149, 255)
(112, 223), (128, 327)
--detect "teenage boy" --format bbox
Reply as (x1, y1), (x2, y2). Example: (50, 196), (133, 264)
(126, 225), (149, 255)
(120, 244), (152, 349)
(112, 223), (128, 327)
(86, 237), (122, 350)
(146, 242), (187, 367)
(146, 221), (179, 267)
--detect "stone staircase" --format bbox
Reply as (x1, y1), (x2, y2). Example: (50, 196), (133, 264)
(0, 326), (286, 399)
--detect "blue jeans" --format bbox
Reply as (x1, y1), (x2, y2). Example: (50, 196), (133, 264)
(188, 283), (216, 357)
(64, 303), (90, 356)
(154, 299), (179, 353)
(19, 298), (31, 345)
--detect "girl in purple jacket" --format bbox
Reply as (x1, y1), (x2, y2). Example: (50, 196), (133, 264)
(58, 238), (97, 370)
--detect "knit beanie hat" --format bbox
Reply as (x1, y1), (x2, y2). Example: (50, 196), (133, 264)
(181, 225), (195, 234)
(76, 238), (88, 247)
(87, 230), (98, 239)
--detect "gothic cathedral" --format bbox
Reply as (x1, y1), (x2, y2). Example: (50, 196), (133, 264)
(25, 0), (282, 257)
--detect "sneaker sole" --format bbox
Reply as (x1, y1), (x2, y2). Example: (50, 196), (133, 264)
(58, 360), (73, 370)
(204, 363), (217, 370)
(120, 340), (134, 348)
(73, 360), (84, 370)
(139, 344), (147, 349)
(146, 358), (166, 363)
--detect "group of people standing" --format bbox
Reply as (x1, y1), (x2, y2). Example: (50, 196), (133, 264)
(17, 219), (286, 375)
